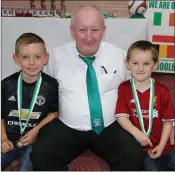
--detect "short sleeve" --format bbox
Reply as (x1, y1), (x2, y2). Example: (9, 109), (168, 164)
(115, 83), (130, 117)
(161, 88), (175, 121)
(1, 80), (6, 119)
(48, 80), (59, 113)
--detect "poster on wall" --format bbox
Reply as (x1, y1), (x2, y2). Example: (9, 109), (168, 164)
(144, 0), (175, 73)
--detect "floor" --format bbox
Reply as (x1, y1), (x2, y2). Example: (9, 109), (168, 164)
(152, 72), (175, 105)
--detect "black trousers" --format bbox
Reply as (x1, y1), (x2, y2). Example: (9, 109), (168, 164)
(30, 119), (144, 171)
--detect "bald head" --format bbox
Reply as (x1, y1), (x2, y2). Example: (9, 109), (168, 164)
(71, 5), (105, 26)
(70, 5), (106, 56)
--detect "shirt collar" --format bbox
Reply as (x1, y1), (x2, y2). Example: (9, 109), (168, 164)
(72, 41), (104, 59)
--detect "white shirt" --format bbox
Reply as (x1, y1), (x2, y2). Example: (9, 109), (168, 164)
(47, 41), (130, 131)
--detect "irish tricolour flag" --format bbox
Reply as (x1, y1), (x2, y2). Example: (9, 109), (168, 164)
(144, 0), (174, 73)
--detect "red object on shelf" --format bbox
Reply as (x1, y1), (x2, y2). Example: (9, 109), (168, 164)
(15, 13), (33, 17)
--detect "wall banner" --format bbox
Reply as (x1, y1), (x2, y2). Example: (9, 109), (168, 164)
(144, 0), (175, 73)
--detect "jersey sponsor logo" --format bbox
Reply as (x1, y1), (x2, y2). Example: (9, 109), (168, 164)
(7, 121), (38, 128)
(36, 95), (45, 106)
(8, 95), (16, 101)
(8, 109), (41, 120)
(132, 108), (158, 118)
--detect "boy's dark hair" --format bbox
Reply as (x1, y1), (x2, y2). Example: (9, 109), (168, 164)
(15, 32), (46, 55)
(126, 40), (159, 63)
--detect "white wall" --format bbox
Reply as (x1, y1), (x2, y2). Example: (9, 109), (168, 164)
(1, 17), (147, 79)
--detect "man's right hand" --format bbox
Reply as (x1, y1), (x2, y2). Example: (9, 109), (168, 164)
(134, 130), (153, 147)
(1, 139), (14, 153)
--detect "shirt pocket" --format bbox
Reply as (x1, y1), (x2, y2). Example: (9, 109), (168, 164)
(105, 72), (124, 93)
(98, 74), (114, 94)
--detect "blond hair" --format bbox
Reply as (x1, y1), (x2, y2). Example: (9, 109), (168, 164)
(15, 32), (46, 55)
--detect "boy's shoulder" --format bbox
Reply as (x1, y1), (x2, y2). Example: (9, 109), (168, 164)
(119, 79), (131, 88)
(154, 79), (169, 92)
(2, 72), (58, 87)
(41, 72), (58, 85)
(1, 72), (20, 85)
(119, 79), (170, 91)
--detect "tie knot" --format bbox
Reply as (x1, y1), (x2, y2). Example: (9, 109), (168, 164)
(79, 55), (95, 65)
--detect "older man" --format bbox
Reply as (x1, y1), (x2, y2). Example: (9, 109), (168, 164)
(31, 5), (144, 170)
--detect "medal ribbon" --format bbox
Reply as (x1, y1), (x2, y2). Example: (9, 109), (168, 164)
(130, 78), (154, 136)
(17, 72), (42, 135)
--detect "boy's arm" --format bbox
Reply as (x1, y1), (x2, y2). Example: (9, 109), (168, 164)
(149, 121), (172, 159)
(159, 121), (173, 148)
(170, 123), (175, 145)
(160, 88), (175, 145)
(1, 81), (14, 152)
(1, 81), (8, 142)
(1, 120), (14, 153)
(34, 111), (58, 131)
(1, 120), (8, 141)
(116, 116), (153, 147)
(21, 112), (58, 146)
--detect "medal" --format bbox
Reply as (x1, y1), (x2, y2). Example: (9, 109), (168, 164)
(130, 78), (154, 137)
(16, 140), (24, 148)
(17, 72), (42, 146)
(16, 135), (24, 148)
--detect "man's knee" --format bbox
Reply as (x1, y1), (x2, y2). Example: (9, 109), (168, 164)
(30, 151), (50, 170)
(109, 152), (145, 171)
(30, 150), (68, 171)
(110, 143), (145, 170)
(128, 153), (145, 170)
(127, 142), (145, 170)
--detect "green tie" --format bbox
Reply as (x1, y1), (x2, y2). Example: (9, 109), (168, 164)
(80, 55), (104, 135)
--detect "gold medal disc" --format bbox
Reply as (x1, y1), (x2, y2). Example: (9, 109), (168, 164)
(16, 140), (24, 148)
